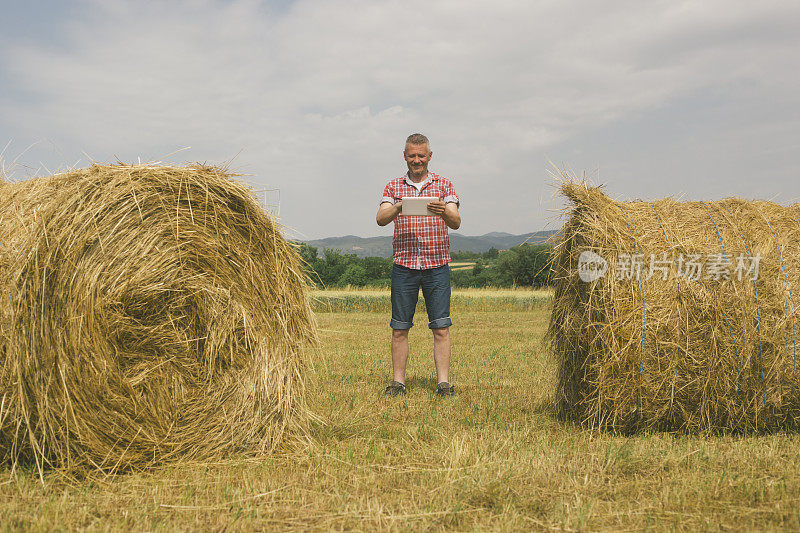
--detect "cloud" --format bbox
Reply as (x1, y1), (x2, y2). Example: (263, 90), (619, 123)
(1, 0), (798, 237)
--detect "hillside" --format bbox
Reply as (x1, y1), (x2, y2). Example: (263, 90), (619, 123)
(303, 230), (558, 258)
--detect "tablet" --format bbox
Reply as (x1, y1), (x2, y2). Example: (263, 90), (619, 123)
(401, 196), (438, 216)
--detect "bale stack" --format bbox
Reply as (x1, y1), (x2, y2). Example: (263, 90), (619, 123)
(549, 181), (800, 433)
(0, 164), (315, 472)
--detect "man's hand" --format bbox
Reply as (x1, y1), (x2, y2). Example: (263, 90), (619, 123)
(428, 200), (461, 230)
(427, 199), (446, 215)
(376, 201), (402, 226)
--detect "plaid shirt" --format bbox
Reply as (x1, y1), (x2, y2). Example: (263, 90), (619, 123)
(380, 172), (460, 270)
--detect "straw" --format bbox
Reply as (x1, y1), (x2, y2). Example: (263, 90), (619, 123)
(0, 163), (316, 473)
(549, 177), (800, 433)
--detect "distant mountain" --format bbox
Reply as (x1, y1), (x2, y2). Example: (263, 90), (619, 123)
(302, 230), (559, 258)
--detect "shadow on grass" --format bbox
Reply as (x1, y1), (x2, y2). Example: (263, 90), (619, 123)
(404, 375), (438, 392)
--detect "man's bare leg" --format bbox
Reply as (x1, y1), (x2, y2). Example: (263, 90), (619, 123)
(391, 329), (410, 383)
(432, 327), (450, 384)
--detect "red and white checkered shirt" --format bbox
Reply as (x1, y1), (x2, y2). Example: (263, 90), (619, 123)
(380, 172), (460, 270)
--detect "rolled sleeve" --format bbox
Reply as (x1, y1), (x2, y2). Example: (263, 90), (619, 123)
(381, 183), (396, 205)
(443, 180), (459, 207)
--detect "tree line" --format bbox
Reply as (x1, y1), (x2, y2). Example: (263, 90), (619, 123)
(296, 243), (553, 288)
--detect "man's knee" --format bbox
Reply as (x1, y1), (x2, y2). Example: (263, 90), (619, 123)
(432, 327), (449, 340)
(392, 328), (409, 340)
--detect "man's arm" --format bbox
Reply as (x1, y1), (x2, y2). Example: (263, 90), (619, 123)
(377, 201), (402, 226)
(427, 200), (461, 230)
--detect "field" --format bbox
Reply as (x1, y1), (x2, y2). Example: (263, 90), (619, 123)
(448, 261), (479, 271)
(4, 290), (800, 530)
(310, 287), (551, 312)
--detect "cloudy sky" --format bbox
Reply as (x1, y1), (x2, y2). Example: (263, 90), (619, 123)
(1, 0), (798, 239)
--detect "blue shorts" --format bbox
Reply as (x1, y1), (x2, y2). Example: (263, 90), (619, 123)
(390, 263), (452, 330)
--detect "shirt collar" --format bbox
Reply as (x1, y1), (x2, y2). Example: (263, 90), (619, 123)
(404, 172), (435, 187)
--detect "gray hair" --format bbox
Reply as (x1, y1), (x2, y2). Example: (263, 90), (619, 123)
(405, 133), (430, 149)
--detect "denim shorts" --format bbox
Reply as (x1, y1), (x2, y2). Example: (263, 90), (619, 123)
(390, 263), (452, 330)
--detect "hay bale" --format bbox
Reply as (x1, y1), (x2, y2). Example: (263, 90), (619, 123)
(549, 180), (800, 433)
(0, 163), (315, 472)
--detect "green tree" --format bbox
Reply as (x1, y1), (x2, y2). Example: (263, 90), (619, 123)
(495, 244), (552, 287)
(315, 249), (356, 286)
(455, 250), (486, 261)
(339, 264), (368, 286)
(450, 269), (472, 288)
(292, 242), (324, 285)
(362, 256), (392, 280)
(296, 242), (318, 264)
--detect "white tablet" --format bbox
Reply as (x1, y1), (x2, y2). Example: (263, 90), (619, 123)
(401, 196), (438, 216)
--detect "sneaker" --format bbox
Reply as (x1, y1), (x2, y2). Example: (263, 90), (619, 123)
(436, 382), (455, 397)
(384, 381), (407, 397)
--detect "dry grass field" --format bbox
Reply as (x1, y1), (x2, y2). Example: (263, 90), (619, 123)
(3, 290), (800, 530)
(447, 262), (477, 271)
(310, 287), (552, 313)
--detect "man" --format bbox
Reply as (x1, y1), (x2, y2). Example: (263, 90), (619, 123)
(376, 133), (461, 397)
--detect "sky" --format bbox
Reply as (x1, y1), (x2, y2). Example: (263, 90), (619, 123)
(1, 0), (798, 240)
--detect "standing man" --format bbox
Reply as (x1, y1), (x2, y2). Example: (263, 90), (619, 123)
(376, 133), (461, 397)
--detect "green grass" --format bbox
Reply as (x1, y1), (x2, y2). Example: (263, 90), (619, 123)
(4, 295), (800, 530)
(311, 287), (552, 313)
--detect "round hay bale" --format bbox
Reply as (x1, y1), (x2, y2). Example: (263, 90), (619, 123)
(550, 180), (800, 433)
(0, 163), (315, 472)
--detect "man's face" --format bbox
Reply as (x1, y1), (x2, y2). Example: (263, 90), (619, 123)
(404, 143), (432, 178)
